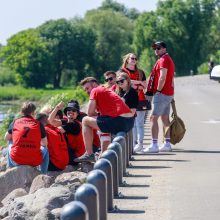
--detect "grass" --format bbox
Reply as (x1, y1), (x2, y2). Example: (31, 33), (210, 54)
(0, 85), (88, 148)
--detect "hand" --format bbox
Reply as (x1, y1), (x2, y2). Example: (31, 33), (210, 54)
(56, 101), (65, 110)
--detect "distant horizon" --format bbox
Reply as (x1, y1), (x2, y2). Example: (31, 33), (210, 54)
(0, 0), (157, 45)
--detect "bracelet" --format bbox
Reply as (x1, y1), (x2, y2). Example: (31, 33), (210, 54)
(156, 90), (161, 93)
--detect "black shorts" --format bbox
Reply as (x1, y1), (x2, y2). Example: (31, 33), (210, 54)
(97, 116), (135, 135)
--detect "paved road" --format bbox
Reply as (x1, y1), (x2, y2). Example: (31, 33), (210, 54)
(108, 75), (220, 220)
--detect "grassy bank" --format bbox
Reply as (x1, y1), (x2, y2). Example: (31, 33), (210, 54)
(0, 85), (88, 147)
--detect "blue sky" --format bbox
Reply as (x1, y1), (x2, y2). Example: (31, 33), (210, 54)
(0, 0), (157, 45)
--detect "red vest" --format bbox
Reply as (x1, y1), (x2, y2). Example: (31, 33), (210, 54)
(11, 117), (43, 166)
(45, 124), (69, 170)
(122, 68), (145, 101)
(66, 120), (85, 157)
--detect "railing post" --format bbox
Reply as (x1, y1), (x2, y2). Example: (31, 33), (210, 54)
(75, 183), (99, 220)
(93, 158), (113, 211)
(101, 149), (119, 197)
(87, 170), (107, 220)
(113, 135), (127, 175)
(108, 142), (123, 185)
(60, 201), (88, 220)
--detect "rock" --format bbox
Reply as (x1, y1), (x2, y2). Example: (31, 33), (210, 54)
(1, 188), (27, 207)
(7, 186), (75, 219)
(80, 162), (94, 173)
(51, 208), (61, 219)
(29, 175), (54, 194)
(47, 165), (77, 178)
(52, 171), (87, 191)
(33, 208), (55, 220)
(0, 166), (40, 202)
(0, 157), (7, 172)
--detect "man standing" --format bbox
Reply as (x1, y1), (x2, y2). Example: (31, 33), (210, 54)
(74, 77), (134, 162)
(144, 41), (175, 153)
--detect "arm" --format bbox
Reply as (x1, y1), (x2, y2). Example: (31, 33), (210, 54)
(157, 68), (167, 92)
(48, 101), (65, 127)
(87, 100), (98, 117)
(4, 132), (12, 141)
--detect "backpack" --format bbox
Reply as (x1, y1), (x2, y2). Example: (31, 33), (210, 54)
(165, 99), (186, 145)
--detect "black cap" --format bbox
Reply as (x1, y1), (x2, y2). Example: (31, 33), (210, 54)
(152, 41), (167, 49)
(64, 101), (80, 115)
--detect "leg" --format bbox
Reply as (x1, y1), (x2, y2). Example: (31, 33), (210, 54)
(39, 146), (49, 174)
(82, 116), (99, 155)
(136, 111), (146, 145)
(132, 119), (138, 147)
(7, 144), (18, 168)
(151, 114), (160, 140)
(161, 114), (170, 138)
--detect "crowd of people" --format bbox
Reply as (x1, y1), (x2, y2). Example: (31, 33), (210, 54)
(5, 41), (175, 173)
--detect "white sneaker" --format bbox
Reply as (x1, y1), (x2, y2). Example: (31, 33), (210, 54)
(143, 143), (159, 153)
(133, 144), (143, 153)
(159, 142), (172, 152)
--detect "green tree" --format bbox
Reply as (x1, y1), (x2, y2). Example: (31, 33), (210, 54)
(84, 9), (134, 77)
(133, 0), (218, 76)
(100, 0), (140, 20)
(38, 18), (96, 87)
(0, 29), (50, 88)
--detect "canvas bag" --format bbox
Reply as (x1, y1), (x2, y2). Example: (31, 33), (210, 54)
(165, 99), (186, 145)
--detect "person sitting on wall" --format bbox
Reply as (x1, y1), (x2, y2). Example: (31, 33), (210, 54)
(5, 102), (49, 174)
(36, 112), (69, 171)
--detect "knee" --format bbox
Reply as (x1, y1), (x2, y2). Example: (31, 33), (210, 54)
(82, 116), (90, 126)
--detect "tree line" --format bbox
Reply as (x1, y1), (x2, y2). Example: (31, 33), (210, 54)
(0, 0), (220, 88)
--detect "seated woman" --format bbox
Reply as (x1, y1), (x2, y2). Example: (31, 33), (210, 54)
(36, 113), (69, 171)
(115, 71), (139, 116)
(5, 102), (49, 174)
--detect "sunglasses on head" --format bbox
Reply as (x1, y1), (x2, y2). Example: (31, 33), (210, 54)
(105, 77), (114, 82)
(130, 57), (137, 61)
(116, 79), (126, 84)
(154, 47), (162, 50)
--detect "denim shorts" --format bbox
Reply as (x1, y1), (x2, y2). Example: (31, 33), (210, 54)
(152, 93), (173, 116)
(97, 116), (135, 134)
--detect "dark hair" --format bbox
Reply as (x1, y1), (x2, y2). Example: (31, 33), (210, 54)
(104, 71), (116, 78)
(80, 77), (98, 86)
(21, 102), (36, 116)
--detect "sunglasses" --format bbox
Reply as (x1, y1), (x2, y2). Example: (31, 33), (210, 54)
(154, 47), (162, 50)
(105, 77), (114, 82)
(130, 57), (137, 61)
(116, 79), (126, 84)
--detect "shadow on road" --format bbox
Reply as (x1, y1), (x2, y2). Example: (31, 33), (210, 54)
(121, 184), (149, 188)
(173, 149), (220, 154)
(111, 209), (145, 214)
(133, 158), (190, 162)
(129, 165), (171, 169)
(115, 195), (148, 200)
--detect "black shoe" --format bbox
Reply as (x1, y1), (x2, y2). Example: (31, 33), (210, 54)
(74, 153), (95, 163)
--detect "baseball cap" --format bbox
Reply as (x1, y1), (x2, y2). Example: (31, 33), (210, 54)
(151, 41), (167, 49)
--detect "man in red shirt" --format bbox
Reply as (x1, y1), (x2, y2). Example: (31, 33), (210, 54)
(74, 77), (134, 162)
(144, 41), (175, 153)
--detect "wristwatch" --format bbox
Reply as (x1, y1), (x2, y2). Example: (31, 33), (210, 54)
(156, 90), (161, 93)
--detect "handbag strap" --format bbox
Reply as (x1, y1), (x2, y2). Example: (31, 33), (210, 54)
(171, 99), (178, 117)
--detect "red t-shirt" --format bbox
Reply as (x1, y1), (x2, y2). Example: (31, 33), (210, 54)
(90, 86), (131, 117)
(11, 117), (43, 166)
(153, 53), (175, 96)
(65, 120), (85, 157)
(45, 124), (69, 170)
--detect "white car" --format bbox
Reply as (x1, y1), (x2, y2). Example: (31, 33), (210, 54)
(210, 65), (220, 82)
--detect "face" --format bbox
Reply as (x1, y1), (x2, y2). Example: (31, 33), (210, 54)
(154, 46), (166, 56)
(66, 108), (78, 119)
(116, 77), (128, 90)
(127, 54), (137, 65)
(83, 82), (95, 95)
(105, 74), (116, 86)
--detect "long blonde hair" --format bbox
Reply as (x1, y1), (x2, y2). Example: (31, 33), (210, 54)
(115, 71), (132, 95)
(121, 53), (138, 69)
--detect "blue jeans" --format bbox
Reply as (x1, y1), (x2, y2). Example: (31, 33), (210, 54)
(7, 144), (49, 174)
(133, 111), (146, 147)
